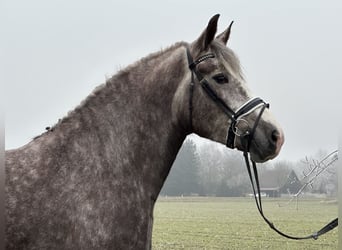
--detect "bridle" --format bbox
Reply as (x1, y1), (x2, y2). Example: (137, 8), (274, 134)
(186, 47), (268, 149)
(185, 46), (338, 240)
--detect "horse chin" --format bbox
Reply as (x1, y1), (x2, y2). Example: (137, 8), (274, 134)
(250, 151), (277, 163)
(234, 139), (278, 163)
(233, 134), (283, 163)
(249, 144), (281, 163)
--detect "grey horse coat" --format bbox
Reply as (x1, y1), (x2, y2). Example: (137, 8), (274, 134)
(5, 15), (284, 250)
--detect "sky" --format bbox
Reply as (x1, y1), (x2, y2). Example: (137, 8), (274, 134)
(2, 0), (342, 162)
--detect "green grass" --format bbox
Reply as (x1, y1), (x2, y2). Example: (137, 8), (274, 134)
(152, 197), (338, 250)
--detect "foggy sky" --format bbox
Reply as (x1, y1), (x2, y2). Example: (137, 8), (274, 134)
(2, 0), (342, 161)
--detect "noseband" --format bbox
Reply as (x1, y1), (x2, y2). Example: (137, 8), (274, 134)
(185, 46), (337, 240)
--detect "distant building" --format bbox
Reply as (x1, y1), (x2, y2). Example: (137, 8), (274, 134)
(259, 170), (301, 197)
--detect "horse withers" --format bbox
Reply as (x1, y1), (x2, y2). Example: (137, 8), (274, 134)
(5, 14), (284, 249)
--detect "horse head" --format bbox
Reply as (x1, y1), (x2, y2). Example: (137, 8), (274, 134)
(184, 14), (284, 162)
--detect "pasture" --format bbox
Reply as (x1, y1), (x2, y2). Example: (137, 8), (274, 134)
(152, 197), (338, 249)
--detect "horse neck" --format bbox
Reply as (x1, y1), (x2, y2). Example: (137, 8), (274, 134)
(44, 43), (190, 199)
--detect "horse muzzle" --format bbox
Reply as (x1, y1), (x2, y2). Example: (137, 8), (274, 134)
(236, 125), (285, 163)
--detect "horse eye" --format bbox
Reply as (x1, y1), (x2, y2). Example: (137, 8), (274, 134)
(212, 73), (229, 84)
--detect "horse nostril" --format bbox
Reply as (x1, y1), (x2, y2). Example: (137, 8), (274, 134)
(271, 130), (280, 143)
(270, 129), (284, 155)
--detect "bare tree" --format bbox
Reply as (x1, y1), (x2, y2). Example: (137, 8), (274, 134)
(300, 150), (338, 194)
(279, 150), (338, 208)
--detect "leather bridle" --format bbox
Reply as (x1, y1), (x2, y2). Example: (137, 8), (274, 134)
(186, 47), (268, 149)
(185, 46), (338, 240)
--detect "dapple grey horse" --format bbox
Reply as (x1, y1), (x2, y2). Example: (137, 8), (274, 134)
(5, 15), (284, 249)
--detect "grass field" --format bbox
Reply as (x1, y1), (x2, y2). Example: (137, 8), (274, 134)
(152, 197), (338, 250)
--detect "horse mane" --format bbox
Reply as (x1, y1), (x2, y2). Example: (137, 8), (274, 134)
(33, 41), (188, 141)
(115, 41), (188, 76)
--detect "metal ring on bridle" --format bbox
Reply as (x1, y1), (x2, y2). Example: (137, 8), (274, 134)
(232, 118), (250, 137)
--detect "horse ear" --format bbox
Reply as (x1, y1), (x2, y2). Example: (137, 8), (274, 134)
(216, 21), (234, 46)
(193, 14), (220, 52)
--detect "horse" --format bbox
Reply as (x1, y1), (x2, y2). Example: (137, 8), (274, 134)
(5, 14), (284, 250)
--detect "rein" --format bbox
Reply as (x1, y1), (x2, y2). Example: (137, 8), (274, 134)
(185, 46), (338, 240)
(243, 149), (338, 240)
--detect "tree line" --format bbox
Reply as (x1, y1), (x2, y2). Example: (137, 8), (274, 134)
(159, 136), (338, 197)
